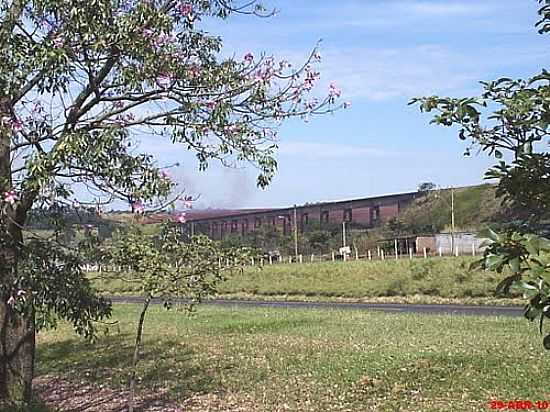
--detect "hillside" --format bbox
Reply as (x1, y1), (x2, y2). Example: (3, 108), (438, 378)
(394, 184), (508, 234)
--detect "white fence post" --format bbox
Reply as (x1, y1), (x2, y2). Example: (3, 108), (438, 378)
(368, 250), (372, 261)
(331, 251), (335, 262)
(381, 250), (385, 260)
(438, 247), (442, 257)
(423, 247), (427, 259)
(409, 248), (413, 260)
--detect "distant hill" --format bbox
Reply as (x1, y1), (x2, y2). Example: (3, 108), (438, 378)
(395, 184), (509, 234)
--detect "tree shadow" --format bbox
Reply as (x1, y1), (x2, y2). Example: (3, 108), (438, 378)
(36, 333), (220, 410)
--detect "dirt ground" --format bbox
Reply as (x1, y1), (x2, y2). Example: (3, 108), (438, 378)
(34, 375), (259, 412)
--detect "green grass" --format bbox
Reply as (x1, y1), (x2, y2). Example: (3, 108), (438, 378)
(36, 304), (550, 411)
(91, 257), (520, 305)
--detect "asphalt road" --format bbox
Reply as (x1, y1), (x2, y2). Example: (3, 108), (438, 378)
(109, 296), (524, 317)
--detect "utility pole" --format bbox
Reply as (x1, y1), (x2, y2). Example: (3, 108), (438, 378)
(450, 187), (455, 256)
(342, 221), (347, 248)
(293, 205), (299, 260)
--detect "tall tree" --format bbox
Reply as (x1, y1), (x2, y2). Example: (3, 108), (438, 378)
(0, 0), (343, 404)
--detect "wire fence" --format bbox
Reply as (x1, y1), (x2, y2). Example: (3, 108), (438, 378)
(80, 242), (482, 273)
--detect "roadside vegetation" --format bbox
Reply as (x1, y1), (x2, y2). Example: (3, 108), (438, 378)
(90, 257), (523, 305)
(34, 304), (550, 412)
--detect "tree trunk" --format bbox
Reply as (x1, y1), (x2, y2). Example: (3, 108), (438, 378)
(0, 79), (35, 406)
(128, 295), (151, 412)
(0, 233), (35, 405)
(0, 300), (35, 405)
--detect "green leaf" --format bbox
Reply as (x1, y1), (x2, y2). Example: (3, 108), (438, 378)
(509, 257), (520, 274)
(524, 304), (541, 322)
(496, 274), (520, 296)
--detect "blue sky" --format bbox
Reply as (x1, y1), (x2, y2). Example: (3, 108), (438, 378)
(141, 0), (548, 209)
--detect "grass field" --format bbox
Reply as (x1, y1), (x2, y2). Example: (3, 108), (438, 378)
(91, 257), (522, 305)
(35, 303), (549, 411)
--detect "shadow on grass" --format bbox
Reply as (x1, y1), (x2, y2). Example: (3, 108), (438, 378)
(37, 333), (220, 409)
(33, 374), (192, 412)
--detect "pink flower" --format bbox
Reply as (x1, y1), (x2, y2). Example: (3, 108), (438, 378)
(176, 212), (187, 223)
(160, 170), (172, 180)
(305, 98), (318, 110)
(9, 118), (23, 131)
(3, 190), (17, 205)
(182, 198), (193, 208)
(181, 195), (193, 209)
(52, 35), (64, 48)
(329, 82), (342, 98)
(224, 124), (239, 134)
(254, 71), (265, 82)
(244, 52), (254, 63)
(206, 100), (217, 110)
(32, 103), (44, 113)
(177, 2), (193, 17)
(188, 65), (201, 78)
(113, 101), (125, 109)
(141, 28), (155, 38)
(132, 201), (145, 214)
(7, 296), (15, 307)
(152, 33), (175, 48)
(156, 74), (174, 88)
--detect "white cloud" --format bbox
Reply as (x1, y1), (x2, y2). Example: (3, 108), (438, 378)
(316, 41), (547, 102)
(317, 45), (481, 101)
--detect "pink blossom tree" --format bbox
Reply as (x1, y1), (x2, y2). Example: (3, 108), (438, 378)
(0, 0), (343, 404)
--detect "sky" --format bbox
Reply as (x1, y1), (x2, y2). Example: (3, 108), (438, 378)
(140, 0), (548, 210)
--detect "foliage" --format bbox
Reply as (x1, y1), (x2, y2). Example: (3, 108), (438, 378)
(105, 223), (255, 410)
(417, 181), (436, 192)
(486, 154), (550, 221)
(474, 229), (550, 349)
(16, 239), (112, 339)
(0, 0), (343, 401)
(107, 224), (253, 303)
(92, 256), (519, 304)
(412, 0), (550, 347)
(0, 0), (342, 326)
